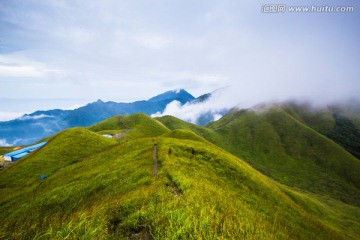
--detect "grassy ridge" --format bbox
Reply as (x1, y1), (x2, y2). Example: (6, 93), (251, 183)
(0, 128), (116, 186)
(282, 103), (360, 159)
(155, 138), (342, 239)
(162, 129), (209, 143)
(219, 108), (360, 206)
(158, 108), (360, 207)
(280, 185), (360, 240)
(156, 115), (222, 141)
(1, 112), (359, 239)
(0, 133), (155, 239)
(0, 128), (116, 230)
(281, 102), (336, 133)
(157, 109), (360, 239)
(89, 113), (170, 141)
(0, 132), (344, 239)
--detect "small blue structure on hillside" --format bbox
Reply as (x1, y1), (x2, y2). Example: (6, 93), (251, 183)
(3, 142), (47, 161)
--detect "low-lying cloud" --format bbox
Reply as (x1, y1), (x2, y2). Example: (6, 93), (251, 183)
(0, 138), (24, 147)
(152, 84), (360, 124)
(152, 88), (237, 124)
(18, 114), (54, 121)
(0, 139), (11, 147)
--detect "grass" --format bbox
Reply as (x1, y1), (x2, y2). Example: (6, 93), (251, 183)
(153, 137), (342, 239)
(157, 109), (360, 239)
(282, 102), (360, 159)
(0, 128), (116, 220)
(0, 128), (345, 239)
(0, 112), (359, 239)
(96, 129), (126, 135)
(156, 115), (221, 141)
(0, 146), (13, 156)
(162, 129), (209, 143)
(158, 108), (360, 207)
(281, 102), (336, 133)
(325, 113), (360, 159)
(89, 113), (170, 141)
(280, 185), (360, 240)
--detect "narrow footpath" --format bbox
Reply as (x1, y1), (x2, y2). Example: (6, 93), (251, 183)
(114, 129), (129, 139)
(152, 144), (158, 175)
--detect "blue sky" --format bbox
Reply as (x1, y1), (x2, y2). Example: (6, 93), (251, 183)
(0, 0), (359, 120)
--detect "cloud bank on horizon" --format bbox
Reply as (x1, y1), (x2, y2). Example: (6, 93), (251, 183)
(152, 88), (236, 123)
(0, 0), (359, 117)
(152, 84), (360, 125)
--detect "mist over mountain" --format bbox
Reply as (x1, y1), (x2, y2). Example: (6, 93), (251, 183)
(152, 88), (231, 124)
(152, 87), (360, 126)
(0, 90), (195, 146)
(2, 87), (360, 147)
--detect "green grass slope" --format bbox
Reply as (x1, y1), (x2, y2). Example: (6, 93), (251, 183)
(212, 108), (360, 206)
(162, 129), (209, 143)
(0, 147), (13, 156)
(281, 185), (360, 240)
(159, 109), (360, 207)
(89, 113), (170, 140)
(0, 128), (116, 222)
(156, 115), (221, 141)
(158, 111), (360, 239)
(282, 102), (360, 159)
(0, 131), (344, 239)
(281, 102), (336, 133)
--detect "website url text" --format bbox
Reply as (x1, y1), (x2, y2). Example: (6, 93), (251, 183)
(261, 5), (355, 13)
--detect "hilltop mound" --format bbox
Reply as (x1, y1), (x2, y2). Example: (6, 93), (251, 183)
(89, 113), (170, 140)
(0, 128), (116, 196)
(157, 115), (221, 141)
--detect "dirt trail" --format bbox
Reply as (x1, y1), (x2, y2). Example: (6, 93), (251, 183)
(114, 129), (129, 139)
(152, 144), (158, 175)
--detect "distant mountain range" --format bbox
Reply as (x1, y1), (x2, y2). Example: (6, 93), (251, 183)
(0, 89), (196, 146)
(2, 88), (360, 151)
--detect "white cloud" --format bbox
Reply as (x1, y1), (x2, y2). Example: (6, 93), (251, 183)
(0, 0), (358, 109)
(53, 27), (96, 46)
(0, 139), (11, 147)
(0, 112), (56, 122)
(133, 33), (170, 50)
(152, 88), (234, 124)
(0, 54), (62, 78)
(0, 64), (45, 77)
(18, 114), (54, 121)
(213, 113), (222, 121)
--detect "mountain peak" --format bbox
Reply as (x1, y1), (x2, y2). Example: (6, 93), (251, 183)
(148, 89), (195, 103)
